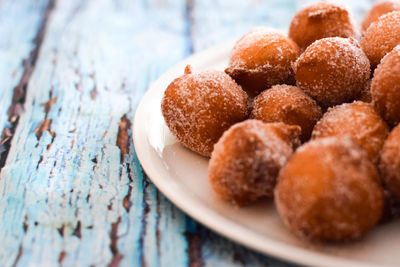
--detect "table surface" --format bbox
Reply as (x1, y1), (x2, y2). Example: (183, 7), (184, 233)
(0, 0), (374, 266)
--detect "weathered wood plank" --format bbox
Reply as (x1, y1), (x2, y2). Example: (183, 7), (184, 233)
(0, 0), (192, 266)
(0, 0), (50, 164)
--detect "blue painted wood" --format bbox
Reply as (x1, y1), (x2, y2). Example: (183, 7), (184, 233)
(0, 0), (192, 266)
(0, 0), (49, 159)
(0, 0), (374, 267)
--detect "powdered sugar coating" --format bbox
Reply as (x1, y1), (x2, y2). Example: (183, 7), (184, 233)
(371, 45), (400, 126)
(361, 1), (400, 32)
(294, 37), (370, 107)
(312, 101), (389, 164)
(209, 120), (300, 206)
(380, 124), (400, 201)
(275, 137), (384, 242)
(251, 85), (322, 142)
(225, 27), (300, 97)
(361, 11), (400, 69)
(161, 66), (248, 157)
(289, 2), (359, 51)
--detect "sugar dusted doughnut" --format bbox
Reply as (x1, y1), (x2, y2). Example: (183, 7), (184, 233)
(275, 137), (384, 242)
(312, 101), (389, 163)
(251, 85), (322, 142)
(225, 27), (300, 97)
(209, 120), (300, 206)
(289, 2), (359, 51)
(161, 65), (248, 157)
(380, 124), (400, 201)
(361, 11), (400, 69)
(371, 45), (400, 126)
(294, 37), (370, 107)
(362, 1), (400, 32)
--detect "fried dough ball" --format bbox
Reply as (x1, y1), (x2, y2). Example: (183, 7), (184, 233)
(361, 11), (400, 69)
(209, 120), (300, 206)
(251, 85), (322, 142)
(361, 1), (400, 32)
(275, 137), (384, 242)
(371, 45), (400, 126)
(380, 124), (400, 202)
(312, 101), (389, 164)
(161, 65), (248, 157)
(294, 37), (370, 107)
(288, 2), (359, 51)
(225, 27), (300, 97)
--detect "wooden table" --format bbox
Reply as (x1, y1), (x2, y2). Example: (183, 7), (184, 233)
(0, 0), (373, 266)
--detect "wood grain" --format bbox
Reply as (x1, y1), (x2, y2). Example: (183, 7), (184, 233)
(0, 0), (373, 266)
(0, 0), (51, 166)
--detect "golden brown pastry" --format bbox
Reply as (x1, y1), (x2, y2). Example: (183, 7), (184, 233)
(289, 2), (359, 51)
(361, 11), (400, 69)
(371, 45), (400, 127)
(209, 120), (300, 205)
(294, 37), (370, 107)
(251, 84), (322, 142)
(275, 137), (384, 242)
(161, 65), (248, 157)
(225, 27), (300, 97)
(380, 124), (400, 202)
(312, 101), (389, 163)
(361, 1), (400, 32)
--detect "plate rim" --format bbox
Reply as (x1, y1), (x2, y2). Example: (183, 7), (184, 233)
(133, 42), (388, 267)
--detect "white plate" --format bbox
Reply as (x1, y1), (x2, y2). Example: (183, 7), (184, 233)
(133, 41), (400, 267)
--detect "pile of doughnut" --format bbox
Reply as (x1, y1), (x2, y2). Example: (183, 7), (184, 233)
(161, 1), (400, 243)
